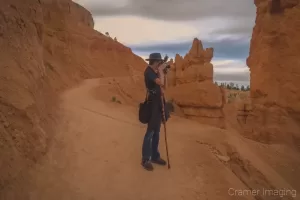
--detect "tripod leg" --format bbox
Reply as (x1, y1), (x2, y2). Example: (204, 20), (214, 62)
(161, 95), (171, 169)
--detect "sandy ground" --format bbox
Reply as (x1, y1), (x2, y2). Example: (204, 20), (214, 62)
(7, 78), (298, 200)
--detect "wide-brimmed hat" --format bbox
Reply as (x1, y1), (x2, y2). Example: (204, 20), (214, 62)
(145, 53), (163, 61)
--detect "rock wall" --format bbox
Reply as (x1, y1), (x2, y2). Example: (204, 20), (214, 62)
(244, 0), (300, 145)
(0, 0), (146, 193)
(166, 38), (225, 128)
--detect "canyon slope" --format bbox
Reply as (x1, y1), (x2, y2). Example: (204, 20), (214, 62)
(0, 0), (145, 192)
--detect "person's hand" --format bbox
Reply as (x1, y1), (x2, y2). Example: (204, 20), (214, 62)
(159, 63), (169, 74)
(159, 62), (168, 70)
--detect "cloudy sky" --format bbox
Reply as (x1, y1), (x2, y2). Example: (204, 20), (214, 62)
(73, 0), (256, 85)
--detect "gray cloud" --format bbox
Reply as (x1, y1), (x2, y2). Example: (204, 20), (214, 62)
(130, 37), (250, 60)
(76, 0), (256, 47)
(82, 0), (255, 21)
(74, 0), (253, 84)
(214, 72), (249, 83)
(211, 18), (255, 38)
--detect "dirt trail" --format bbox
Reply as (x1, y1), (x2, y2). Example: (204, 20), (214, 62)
(11, 78), (296, 200)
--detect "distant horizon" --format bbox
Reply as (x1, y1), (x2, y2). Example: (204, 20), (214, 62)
(215, 80), (249, 87)
(73, 0), (255, 85)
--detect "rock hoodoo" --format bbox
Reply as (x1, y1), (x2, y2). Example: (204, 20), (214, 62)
(167, 38), (214, 86)
(166, 38), (225, 128)
(244, 0), (300, 144)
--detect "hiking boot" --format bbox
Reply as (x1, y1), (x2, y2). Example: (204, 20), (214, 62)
(152, 158), (167, 166)
(141, 160), (153, 171)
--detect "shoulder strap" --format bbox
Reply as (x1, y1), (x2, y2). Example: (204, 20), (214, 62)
(145, 90), (149, 102)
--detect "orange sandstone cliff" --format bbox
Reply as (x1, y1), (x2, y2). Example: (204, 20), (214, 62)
(243, 0), (300, 145)
(166, 38), (225, 128)
(0, 0), (146, 191)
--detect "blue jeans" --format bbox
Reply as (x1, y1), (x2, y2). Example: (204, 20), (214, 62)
(142, 123), (161, 161)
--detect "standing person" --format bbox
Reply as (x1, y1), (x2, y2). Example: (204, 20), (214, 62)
(141, 52), (168, 171)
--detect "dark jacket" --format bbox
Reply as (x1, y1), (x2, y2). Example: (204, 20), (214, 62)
(144, 66), (169, 130)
